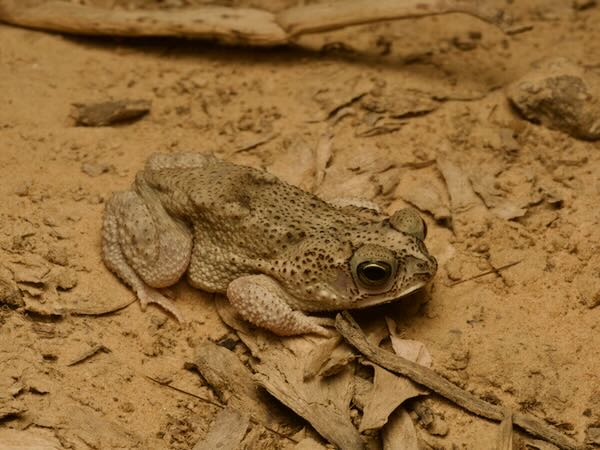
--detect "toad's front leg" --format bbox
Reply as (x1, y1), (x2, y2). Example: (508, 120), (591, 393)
(227, 275), (334, 336)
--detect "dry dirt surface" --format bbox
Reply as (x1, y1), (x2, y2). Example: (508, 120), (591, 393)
(1, 0), (600, 449)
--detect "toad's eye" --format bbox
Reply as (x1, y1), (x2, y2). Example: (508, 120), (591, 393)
(351, 244), (397, 292)
(357, 261), (392, 287)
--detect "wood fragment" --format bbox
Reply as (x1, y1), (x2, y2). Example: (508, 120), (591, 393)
(234, 132), (279, 153)
(276, 0), (506, 37)
(188, 340), (283, 428)
(193, 407), (249, 450)
(66, 344), (110, 366)
(335, 312), (584, 450)
(497, 409), (514, 450)
(0, 0), (507, 48)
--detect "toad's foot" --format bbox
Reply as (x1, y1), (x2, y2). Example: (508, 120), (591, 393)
(137, 284), (185, 323)
(227, 275), (333, 336)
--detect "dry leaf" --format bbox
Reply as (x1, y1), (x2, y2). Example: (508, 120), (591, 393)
(386, 317), (433, 368)
(382, 408), (419, 450)
(359, 362), (427, 432)
(189, 340), (281, 427)
(394, 172), (451, 222)
(268, 135), (316, 191)
(193, 407), (249, 450)
(436, 156), (481, 213)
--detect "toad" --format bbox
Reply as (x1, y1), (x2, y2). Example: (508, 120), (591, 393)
(102, 153), (437, 335)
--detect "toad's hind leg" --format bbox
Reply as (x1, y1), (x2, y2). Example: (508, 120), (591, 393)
(102, 190), (192, 322)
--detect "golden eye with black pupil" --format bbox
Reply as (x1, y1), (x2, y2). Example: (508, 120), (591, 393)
(357, 261), (392, 286)
(351, 244), (397, 292)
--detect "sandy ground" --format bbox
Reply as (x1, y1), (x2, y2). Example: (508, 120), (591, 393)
(1, 0), (600, 449)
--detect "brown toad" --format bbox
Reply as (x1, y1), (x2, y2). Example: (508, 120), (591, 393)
(102, 153), (437, 335)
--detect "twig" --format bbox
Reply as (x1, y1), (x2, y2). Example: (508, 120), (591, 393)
(66, 344), (111, 366)
(277, 0), (507, 37)
(449, 260), (521, 287)
(234, 132), (279, 153)
(335, 311), (584, 450)
(145, 375), (221, 406)
(66, 298), (137, 316)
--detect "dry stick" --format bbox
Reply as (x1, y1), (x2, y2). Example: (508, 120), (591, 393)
(449, 260), (522, 287)
(277, 0), (506, 37)
(0, 0), (507, 47)
(335, 312), (584, 450)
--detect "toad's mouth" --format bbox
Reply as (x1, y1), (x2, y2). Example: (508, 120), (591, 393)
(353, 279), (429, 309)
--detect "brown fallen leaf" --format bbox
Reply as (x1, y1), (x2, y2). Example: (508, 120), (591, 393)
(396, 178), (451, 223)
(192, 407), (250, 450)
(382, 408), (419, 450)
(436, 156), (481, 214)
(70, 99), (151, 126)
(303, 335), (344, 379)
(359, 361), (427, 432)
(268, 134), (316, 192)
(386, 319), (433, 369)
(469, 171), (527, 220)
(254, 369), (363, 450)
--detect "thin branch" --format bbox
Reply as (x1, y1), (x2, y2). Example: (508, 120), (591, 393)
(449, 260), (522, 287)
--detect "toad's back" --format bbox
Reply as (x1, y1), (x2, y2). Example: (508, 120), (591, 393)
(142, 155), (368, 258)
(139, 155), (375, 292)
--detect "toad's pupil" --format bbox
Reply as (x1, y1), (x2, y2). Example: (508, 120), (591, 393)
(359, 262), (391, 284)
